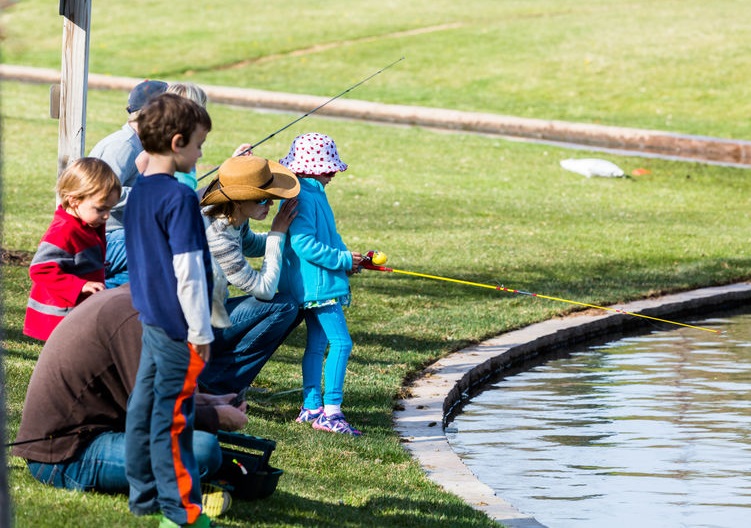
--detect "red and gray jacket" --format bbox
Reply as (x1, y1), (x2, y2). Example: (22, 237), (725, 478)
(24, 206), (106, 341)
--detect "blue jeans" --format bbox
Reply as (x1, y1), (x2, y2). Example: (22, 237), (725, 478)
(27, 430), (221, 494)
(105, 229), (129, 288)
(199, 294), (300, 394)
(126, 324), (205, 523)
(301, 303), (353, 409)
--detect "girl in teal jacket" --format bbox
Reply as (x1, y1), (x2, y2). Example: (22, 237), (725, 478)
(278, 133), (364, 436)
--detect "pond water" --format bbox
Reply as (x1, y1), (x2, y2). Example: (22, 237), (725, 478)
(446, 313), (751, 528)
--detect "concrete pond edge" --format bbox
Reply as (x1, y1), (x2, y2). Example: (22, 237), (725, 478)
(392, 282), (751, 527)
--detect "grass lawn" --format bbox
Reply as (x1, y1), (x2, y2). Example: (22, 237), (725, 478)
(3, 0), (751, 138)
(3, 1), (751, 527)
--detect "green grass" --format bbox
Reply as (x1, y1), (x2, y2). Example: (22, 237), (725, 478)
(3, 1), (751, 526)
(3, 1), (751, 138)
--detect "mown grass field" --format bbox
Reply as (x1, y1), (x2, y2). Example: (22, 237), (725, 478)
(3, 1), (751, 526)
(4, 0), (751, 138)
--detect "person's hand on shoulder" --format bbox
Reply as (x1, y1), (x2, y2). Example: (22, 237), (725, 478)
(270, 198), (298, 233)
(135, 151), (149, 173)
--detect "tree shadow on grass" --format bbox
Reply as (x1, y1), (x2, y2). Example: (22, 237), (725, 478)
(229, 490), (493, 527)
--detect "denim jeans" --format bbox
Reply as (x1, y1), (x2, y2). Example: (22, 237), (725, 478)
(27, 430), (221, 494)
(105, 229), (129, 288)
(199, 293), (300, 394)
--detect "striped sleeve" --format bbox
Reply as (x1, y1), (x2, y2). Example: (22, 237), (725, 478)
(206, 217), (284, 300)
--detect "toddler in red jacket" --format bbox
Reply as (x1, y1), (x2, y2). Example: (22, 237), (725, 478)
(24, 157), (121, 341)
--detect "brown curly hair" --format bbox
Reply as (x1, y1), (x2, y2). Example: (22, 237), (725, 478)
(137, 93), (212, 154)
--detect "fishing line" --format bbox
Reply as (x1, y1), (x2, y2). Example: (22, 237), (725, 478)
(4, 430), (83, 448)
(197, 56), (406, 183)
(247, 387), (303, 405)
(361, 253), (720, 334)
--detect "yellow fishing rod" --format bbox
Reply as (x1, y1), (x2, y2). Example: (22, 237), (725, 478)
(361, 251), (720, 334)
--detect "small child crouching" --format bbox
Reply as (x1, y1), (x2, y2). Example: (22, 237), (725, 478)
(24, 157), (121, 341)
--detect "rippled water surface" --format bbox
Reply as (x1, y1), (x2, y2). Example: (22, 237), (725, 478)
(446, 314), (751, 528)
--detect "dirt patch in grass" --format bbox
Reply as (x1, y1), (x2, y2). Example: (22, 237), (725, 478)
(1, 248), (33, 267)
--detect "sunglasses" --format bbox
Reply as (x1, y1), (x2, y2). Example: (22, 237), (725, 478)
(217, 183), (271, 207)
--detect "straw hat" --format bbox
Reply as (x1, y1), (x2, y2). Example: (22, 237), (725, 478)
(279, 133), (348, 175)
(200, 156), (300, 206)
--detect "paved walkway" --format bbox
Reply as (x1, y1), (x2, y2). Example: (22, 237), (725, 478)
(3, 64), (751, 167)
(393, 282), (751, 527)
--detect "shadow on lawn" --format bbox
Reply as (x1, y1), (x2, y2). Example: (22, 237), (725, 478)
(1, 331), (42, 362)
(229, 490), (490, 527)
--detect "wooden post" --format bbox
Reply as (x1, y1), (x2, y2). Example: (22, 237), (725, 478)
(57, 0), (92, 176)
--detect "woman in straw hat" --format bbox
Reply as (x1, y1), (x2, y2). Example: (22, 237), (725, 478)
(197, 155), (301, 394)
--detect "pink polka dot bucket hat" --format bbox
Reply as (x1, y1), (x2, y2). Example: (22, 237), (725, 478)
(279, 133), (348, 175)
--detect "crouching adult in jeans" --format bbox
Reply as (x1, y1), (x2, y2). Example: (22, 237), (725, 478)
(11, 284), (247, 493)
(198, 154), (302, 395)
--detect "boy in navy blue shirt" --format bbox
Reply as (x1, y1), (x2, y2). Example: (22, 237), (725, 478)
(123, 92), (214, 528)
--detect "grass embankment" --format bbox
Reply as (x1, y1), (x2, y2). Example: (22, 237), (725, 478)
(3, 0), (751, 138)
(3, 1), (751, 526)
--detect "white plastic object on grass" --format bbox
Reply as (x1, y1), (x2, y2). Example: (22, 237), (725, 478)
(560, 158), (625, 178)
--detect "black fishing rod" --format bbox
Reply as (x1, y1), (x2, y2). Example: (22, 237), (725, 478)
(197, 56), (405, 183)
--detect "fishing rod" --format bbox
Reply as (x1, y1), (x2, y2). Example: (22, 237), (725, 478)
(361, 251), (720, 334)
(197, 56), (406, 183)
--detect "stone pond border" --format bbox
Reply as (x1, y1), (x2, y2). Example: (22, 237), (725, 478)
(392, 282), (751, 527)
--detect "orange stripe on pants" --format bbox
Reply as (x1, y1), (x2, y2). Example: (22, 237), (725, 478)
(171, 343), (206, 524)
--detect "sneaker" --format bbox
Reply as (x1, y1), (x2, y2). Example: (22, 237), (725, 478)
(312, 412), (363, 436)
(295, 406), (324, 423)
(201, 482), (232, 518)
(159, 512), (213, 528)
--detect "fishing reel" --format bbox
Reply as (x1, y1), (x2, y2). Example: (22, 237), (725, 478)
(361, 250), (390, 271)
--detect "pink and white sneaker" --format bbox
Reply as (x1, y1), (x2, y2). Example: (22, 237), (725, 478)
(295, 406), (324, 424)
(312, 412), (362, 436)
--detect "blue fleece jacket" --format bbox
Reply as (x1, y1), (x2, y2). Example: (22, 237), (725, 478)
(278, 178), (352, 305)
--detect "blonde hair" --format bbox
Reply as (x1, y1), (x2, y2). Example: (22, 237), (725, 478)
(167, 82), (208, 108)
(56, 158), (122, 209)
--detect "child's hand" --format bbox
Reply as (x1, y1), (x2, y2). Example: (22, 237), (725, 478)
(190, 342), (211, 363)
(232, 143), (253, 157)
(82, 281), (105, 295)
(350, 252), (363, 274)
(270, 198), (298, 233)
